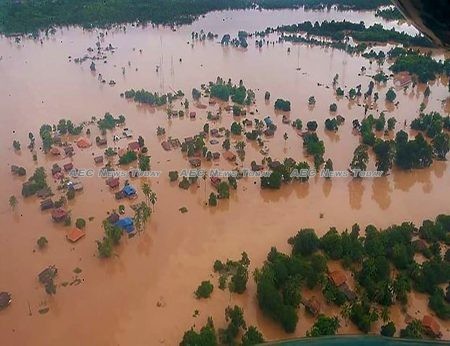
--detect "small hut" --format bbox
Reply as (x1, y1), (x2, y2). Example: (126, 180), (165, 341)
(303, 297), (321, 317)
(38, 265), (57, 285)
(50, 147), (61, 156)
(0, 292), (12, 310)
(40, 199), (54, 211)
(210, 177), (221, 188)
(107, 212), (120, 224)
(161, 141), (171, 151)
(128, 141), (140, 152)
(66, 228), (86, 243)
(106, 177), (120, 188)
(223, 151), (236, 161)
(76, 137), (92, 148)
(94, 155), (104, 164)
(51, 208), (67, 222)
(63, 162), (74, 172)
(189, 158), (201, 167)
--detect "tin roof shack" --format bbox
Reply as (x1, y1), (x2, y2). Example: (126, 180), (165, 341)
(303, 297), (321, 317)
(40, 199), (54, 211)
(189, 158), (201, 167)
(189, 111), (196, 119)
(264, 128), (275, 137)
(268, 160), (281, 170)
(64, 145), (74, 157)
(251, 161), (263, 171)
(243, 119), (252, 127)
(96, 137), (107, 146)
(66, 228), (86, 243)
(282, 115), (290, 124)
(51, 208), (67, 222)
(394, 72), (412, 89)
(63, 162), (74, 172)
(106, 177), (120, 189)
(422, 315), (442, 339)
(0, 292), (12, 310)
(123, 128), (133, 138)
(50, 147), (61, 156)
(212, 152), (220, 160)
(223, 151), (236, 161)
(122, 185), (137, 198)
(169, 138), (181, 148)
(38, 266), (57, 285)
(328, 270), (356, 301)
(128, 141), (140, 152)
(94, 155), (104, 164)
(76, 137), (92, 148)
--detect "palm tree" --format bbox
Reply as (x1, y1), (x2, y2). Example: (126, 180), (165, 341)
(9, 195), (17, 210)
(134, 202), (151, 234)
(149, 191), (157, 211)
(381, 306), (390, 323)
(141, 183), (151, 206)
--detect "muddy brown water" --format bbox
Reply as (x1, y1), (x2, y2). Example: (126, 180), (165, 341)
(0, 8), (449, 346)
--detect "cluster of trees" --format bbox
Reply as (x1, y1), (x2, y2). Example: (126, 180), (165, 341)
(119, 151), (137, 165)
(195, 280), (214, 298)
(303, 132), (325, 168)
(213, 252), (250, 293)
(56, 119), (83, 135)
(97, 112), (125, 131)
(389, 51), (448, 82)
(261, 158), (311, 189)
(375, 7), (403, 20)
(253, 214), (450, 336)
(123, 89), (182, 106)
(208, 77), (254, 105)
(274, 98), (291, 112)
(276, 20), (431, 47)
(0, 0), (391, 34)
(180, 306), (264, 346)
(96, 220), (123, 258)
(254, 233), (328, 332)
(22, 167), (48, 197)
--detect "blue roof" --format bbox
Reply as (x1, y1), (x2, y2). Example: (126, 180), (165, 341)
(264, 116), (273, 126)
(115, 217), (135, 234)
(122, 185), (136, 196)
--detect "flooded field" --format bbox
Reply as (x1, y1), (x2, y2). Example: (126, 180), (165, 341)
(0, 7), (449, 346)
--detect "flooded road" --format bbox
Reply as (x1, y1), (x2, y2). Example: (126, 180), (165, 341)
(0, 7), (449, 346)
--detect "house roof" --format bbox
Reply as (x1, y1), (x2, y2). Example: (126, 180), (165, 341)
(223, 151), (236, 161)
(122, 185), (136, 196)
(63, 162), (74, 171)
(422, 315), (441, 336)
(76, 137), (92, 148)
(329, 270), (347, 287)
(66, 228), (86, 243)
(51, 208), (67, 219)
(128, 141), (140, 152)
(106, 177), (120, 188)
(50, 147), (61, 155)
(94, 155), (103, 163)
(115, 217), (135, 233)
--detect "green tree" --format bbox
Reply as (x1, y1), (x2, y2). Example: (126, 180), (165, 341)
(306, 315), (340, 337)
(350, 144), (369, 175)
(386, 88), (397, 102)
(37, 236), (48, 249)
(195, 280), (214, 299)
(432, 132), (449, 160)
(9, 195), (17, 210)
(180, 317), (217, 346)
(133, 201), (151, 233)
(218, 182), (230, 199)
(288, 228), (319, 256)
(242, 326), (264, 346)
(75, 218), (86, 229)
(222, 138), (230, 151)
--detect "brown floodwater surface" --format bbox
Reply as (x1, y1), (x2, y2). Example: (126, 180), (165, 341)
(0, 8), (449, 346)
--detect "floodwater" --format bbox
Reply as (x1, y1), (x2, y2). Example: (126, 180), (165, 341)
(0, 7), (449, 346)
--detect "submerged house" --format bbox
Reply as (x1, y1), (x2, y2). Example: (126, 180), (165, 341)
(63, 162), (74, 172)
(38, 265), (57, 285)
(128, 141), (140, 152)
(107, 212), (120, 224)
(0, 292), (12, 310)
(122, 185), (137, 198)
(40, 199), (54, 211)
(94, 155), (104, 164)
(115, 217), (135, 234)
(66, 228), (86, 243)
(189, 158), (201, 167)
(223, 151), (236, 161)
(303, 297), (320, 317)
(328, 270), (356, 301)
(51, 208), (67, 222)
(264, 116), (273, 127)
(106, 177), (120, 188)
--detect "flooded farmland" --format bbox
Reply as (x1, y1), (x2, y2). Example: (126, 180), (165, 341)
(0, 6), (449, 346)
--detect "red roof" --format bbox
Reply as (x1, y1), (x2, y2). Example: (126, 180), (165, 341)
(51, 208), (67, 221)
(329, 270), (347, 287)
(63, 162), (74, 171)
(66, 228), (86, 243)
(76, 137), (92, 148)
(128, 141), (140, 152)
(106, 177), (120, 188)
(422, 315), (441, 337)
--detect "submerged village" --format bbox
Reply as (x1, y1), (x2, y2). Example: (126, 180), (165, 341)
(1, 1), (450, 345)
